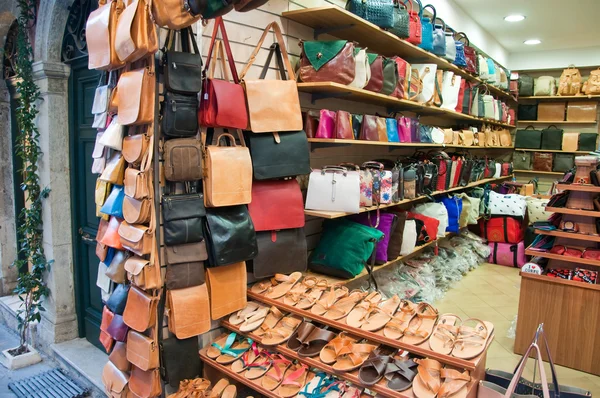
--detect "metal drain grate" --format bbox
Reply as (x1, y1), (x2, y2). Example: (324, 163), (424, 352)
(8, 369), (88, 398)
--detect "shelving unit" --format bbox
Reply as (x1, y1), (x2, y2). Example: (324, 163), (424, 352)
(519, 95), (600, 100)
(556, 183), (600, 193)
(517, 120), (597, 125)
(513, 148), (590, 154)
(307, 138), (513, 150)
(513, 170), (563, 175)
(534, 228), (600, 243)
(524, 249), (600, 267)
(545, 207), (600, 217)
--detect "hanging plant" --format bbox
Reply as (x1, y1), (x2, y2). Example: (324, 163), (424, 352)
(10, 0), (54, 355)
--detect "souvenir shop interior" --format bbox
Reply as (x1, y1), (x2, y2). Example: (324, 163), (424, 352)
(87, 0), (600, 397)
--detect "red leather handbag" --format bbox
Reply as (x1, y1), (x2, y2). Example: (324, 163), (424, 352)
(407, 212), (439, 241)
(452, 157), (463, 188)
(403, 0), (422, 45)
(248, 179), (305, 231)
(455, 32), (477, 75)
(198, 17), (248, 130)
(479, 216), (524, 244)
(455, 79), (466, 113)
(582, 248), (600, 260)
(549, 245), (566, 255)
(501, 162), (512, 177)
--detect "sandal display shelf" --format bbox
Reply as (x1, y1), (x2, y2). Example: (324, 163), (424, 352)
(284, 7), (515, 104)
(298, 82), (516, 129)
(533, 229), (600, 243)
(305, 176), (512, 219)
(308, 138), (513, 150)
(246, 291), (492, 374)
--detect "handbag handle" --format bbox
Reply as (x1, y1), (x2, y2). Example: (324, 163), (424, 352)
(433, 17), (446, 31)
(422, 4), (436, 22)
(399, 0), (414, 14)
(261, 43), (287, 81)
(506, 343), (550, 398)
(361, 161), (384, 171)
(240, 22), (296, 81)
(320, 165), (350, 175)
(201, 127), (247, 148)
(455, 31), (470, 45)
(216, 133), (238, 147)
(208, 40), (232, 82)
(338, 162), (360, 171)
(205, 17), (239, 84)
(164, 27), (200, 55)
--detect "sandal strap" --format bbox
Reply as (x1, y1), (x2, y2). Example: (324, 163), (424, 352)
(304, 328), (338, 346)
(362, 353), (391, 376)
(416, 361), (441, 393)
(281, 364), (308, 387)
(416, 303), (439, 319)
(385, 359), (417, 383)
(438, 370), (470, 398)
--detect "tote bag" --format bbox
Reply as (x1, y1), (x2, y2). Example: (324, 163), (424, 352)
(413, 64), (438, 104)
(441, 72), (462, 111)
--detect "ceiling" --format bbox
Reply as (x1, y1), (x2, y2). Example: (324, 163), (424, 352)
(453, 0), (600, 53)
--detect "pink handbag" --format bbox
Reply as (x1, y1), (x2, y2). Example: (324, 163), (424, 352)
(488, 242), (526, 268)
(398, 117), (412, 143)
(315, 109), (336, 139)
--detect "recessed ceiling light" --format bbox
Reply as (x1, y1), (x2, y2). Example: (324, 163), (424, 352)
(504, 15), (526, 22)
(524, 39), (542, 45)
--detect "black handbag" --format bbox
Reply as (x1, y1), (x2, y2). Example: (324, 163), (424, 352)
(245, 131), (311, 180)
(518, 75), (534, 96)
(105, 284), (130, 315)
(161, 92), (198, 138)
(515, 126), (542, 149)
(459, 159), (473, 186)
(204, 205), (258, 266)
(352, 114), (363, 140)
(249, 228), (307, 279)
(553, 154), (574, 172)
(518, 104), (538, 121)
(162, 192), (205, 246)
(541, 125), (563, 150)
(578, 133), (597, 151)
(163, 28), (202, 95)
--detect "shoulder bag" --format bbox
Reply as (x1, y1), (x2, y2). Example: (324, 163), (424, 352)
(205, 262), (247, 319)
(100, 306), (115, 352)
(387, 1), (409, 38)
(167, 284), (211, 339)
(105, 250), (129, 284)
(418, 4), (435, 52)
(240, 22), (302, 133)
(364, 53), (384, 92)
(299, 40), (356, 85)
(533, 152), (554, 172)
(100, 115), (124, 151)
(114, 0), (158, 63)
(106, 283), (130, 315)
(385, 211), (407, 259)
(118, 221), (153, 256)
(534, 76), (556, 96)
(350, 47), (371, 88)
(381, 57), (399, 96)
(164, 242), (207, 290)
(390, 56), (413, 100)
(162, 91), (198, 138)
(117, 59), (155, 126)
(248, 180), (304, 232)
(126, 328), (159, 371)
(336, 110), (354, 140)
(99, 216), (125, 250)
(518, 75), (534, 96)
(129, 366), (161, 398)
(100, 185), (125, 219)
(87, 0), (124, 71)
(512, 151), (532, 170)
(412, 64), (437, 104)
(107, 313), (129, 342)
(566, 101), (597, 122)
(100, 152), (125, 186)
(108, 341), (130, 372)
(305, 166), (361, 213)
(346, 0), (394, 28)
(162, 191), (205, 246)
(199, 18), (248, 130)
(151, 0), (200, 29)
(123, 195), (150, 226)
(444, 29), (456, 62)
(515, 126), (542, 149)
(122, 126), (150, 166)
(163, 28), (202, 95)
(402, 0), (422, 45)
(102, 361), (130, 398)
(124, 136), (153, 200)
(245, 130), (311, 180)
(163, 138), (202, 182)
(125, 255), (162, 290)
(349, 212), (398, 263)
(251, 229), (308, 279)
(431, 17), (446, 56)
(122, 285), (159, 332)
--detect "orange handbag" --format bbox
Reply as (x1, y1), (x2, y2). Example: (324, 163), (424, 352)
(99, 216), (125, 250)
(117, 61), (155, 126)
(114, 0), (158, 63)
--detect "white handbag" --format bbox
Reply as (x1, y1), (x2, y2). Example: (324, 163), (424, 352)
(400, 219), (418, 256)
(483, 95), (495, 119)
(493, 162), (502, 178)
(92, 112), (108, 129)
(478, 55), (489, 80)
(305, 166), (360, 214)
(534, 76), (556, 96)
(413, 202), (448, 238)
(526, 197), (552, 224)
(440, 72), (461, 110)
(467, 196), (480, 224)
(443, 33), (456, 62)
(99, 116), (124, 151)
(488, 191), (527, 218)
(431, 127), (445, 144)
(493, 100), (500, 121)
(92, 132), (107, 174)
(413, 64), (438, 104)
(349, 47), (371, 89)
(96, 261), (112, 294)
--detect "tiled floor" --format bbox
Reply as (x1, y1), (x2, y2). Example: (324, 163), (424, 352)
(433, 263), (600, 396)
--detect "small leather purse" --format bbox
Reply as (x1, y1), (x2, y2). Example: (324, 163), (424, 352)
(167, 284), (211, 339)
(118, 221), (153, 256)
(129, 366), (161, 398)
(108, 341), (130, 372)
(123, 137), (153, 200)
(123, 286), (159, 332)
(122, 196), (151, 224)
(126, 329), (159, 370)
(107, 314), (129, 342)
(122, 128), (150, 166)
(99, 153), (126, 185)
(206, 261), (247, 320)
(102, 361), (130, 398)
(114, 0), (158, 63)
(105, 250), (129, 284)
(99, 216), (125, 250)
(163, 138), (203, 182)
(164, 242), (207, 290)
(124, 255), (162, 290)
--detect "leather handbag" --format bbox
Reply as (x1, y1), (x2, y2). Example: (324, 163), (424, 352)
(100, 152), (125, 185)
(498, 129), (512, 147)
(106, 284), (130, 315)
(418, 4), (435, 52)
(517, 104), (537, 121)
(150, 0), (200, 29)
(538, 102), (565, 121)
(114, 0), (158, 62)
(123, 137), (153, 199)
(107, 313), (129, 342)
(513, 151), (532, 170)
(440, 72), (461, 111)
(248, 180), (304, 231)
(163, 28), (202, 95)
(118, 221), (153, 256)
(566, 101), (598, 122)
(123, 286), (159, 332)
(386, 118), (400, 142)
(376, 117), (388, 142)
(533, 152), (554, 172)
(336, 110), (354, 139)
(240, 23), (302, 133)
(99, 216), (125, 250)
(101, 185), (125, 218)
(303, 110), (319, 139)
(205, 261), (247, 319)
(127, 329), (159, 371)
(534, 76), (556, 96)
(87, 0), (124, 71)
(402, 0), (422, 45)
(167, 284), (211, 338)
(122, 196), (151, 225)
(199, 19), (248, 130)
(105, 250), (129, 284)
(102, 361), (130, 398)
(100, 306), (115, 352)
(245, 130), (311, 180)
(129, 366), (161, 398)
(364, 53), (384, 92)
(204, 205), (258, 267)
(315, 109), (335, 139)
(251, 229), (308, 279)
(108, 342), (130, 372)
(553, 154), (574, 172)
(305, 166), (361, 213)
(159, 334), (201, 388)
(125, 256), (162, 290)
(541, 125), (564, 150)
(386, 211), (407, 259)
(559, 67), (581, 95)
(163, 138), (202, 182)
(117, 60), (155, 126)
(162, 192), (205, 246)
(518, 75), (534, 96)
(562, 132), (579, 152)
(578, 133), (597, 151)
(346, 0), (394, 28)
(390, 56), (413, 100)
(100, 116), (125, 150)
(202, 130), (252, 207)
(381, 57), (398, 96)
(360, 115), (380, 141)
(162, 92), (198, 138)
(583, 68), (600, 95)
(515, 126), (542, 149)
(299, 40), (356, 85)
(122, 129), (150, 166)
(165, 242), (206, 290)
(456, 32), (477, 74)
(412, 63), (437, 104)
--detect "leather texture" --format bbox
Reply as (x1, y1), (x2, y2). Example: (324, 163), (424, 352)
(160, 337), (201, 388)
(204, 205), (258, 267)
(100, 306), (115, 352)
(165, 242), (207, 289)
(118, 221), (152, 256)
(206, 261), (247, 319)
(360, 115), (380, 141)
(336, 110), (353, 139)
(350, 47), (371, 88)
(578, 133), (597, 151)
(117, 65), (155, 126)
(102, 361), (129, 398)
(303, 110), (319, 138)
(364, 54), (384, 92)
(115, 0), (158, 63)
(562, 132), (579, 152)
(316, 109), (335, 139)
(515, 127), (542, 149)
(122, 133), (150, 165)
(125, 256), (161, 290)
(129, 366), (161, 398)
(566, 101), (597, 122)
(106, 284), (130, 315)
(99, 153), (125, 185)
(167, 284), (211, 338)
(108, 341), (130, 372)
(347, 0), (394, 28)
(123, 196), (151, 224)
(151, 0), (201, 28)
(381, 58), (398, 96)
(123, 286), (158, 332)
(162, 92), (198, 138)
(105, 250), (129, 283)
(299, 40), (356, 84)
(248, 179), (304, 231)
(163, 28), (202, 94)
(252, 229), (308, 278)
(124, 166), (150, 200)
(162, 193), (205, 246)
(87, 0), (124, 70)
(553, 154), (574, 172)
(541, 126), (564, 150)
(126, 330), (159, 371)
(533, 152), (554, 172)
(245, 130), (310, 180)
(163, 138), (202, 182)
(107, 314), (129, 342)
(538, 102), (566, 122)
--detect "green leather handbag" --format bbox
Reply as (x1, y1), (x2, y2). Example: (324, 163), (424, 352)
(388, 2), (410, 38)
(512, 151), (532, 170)
(578, 133), (597, 151)
(515, 126), (542, 149)
(381, 58), (398, 96)
(553, 154), (574, 172)
(309, 219), (384, 282)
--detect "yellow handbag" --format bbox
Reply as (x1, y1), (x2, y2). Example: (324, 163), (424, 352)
(99, 152), (126, 185)
(95, 180), (112, 220)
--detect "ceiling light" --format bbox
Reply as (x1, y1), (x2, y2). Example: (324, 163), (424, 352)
(504, 15), (525, 22)
(524, 39), (542, 45)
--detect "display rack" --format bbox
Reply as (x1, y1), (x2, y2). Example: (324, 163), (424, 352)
(517, 120), (597, 125)
(513, 170), (563, 175)
(533, 229), (600, 243)
(307, 138), (513, 150)
(513, 148), (590, 154)
(519, 95), (600, 100)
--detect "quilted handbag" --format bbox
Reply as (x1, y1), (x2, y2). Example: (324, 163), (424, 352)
(349, 212), (398, 264)
(488, 242), (526, 268)
(418, 4), (435, 52)
(387, 2), (409, 38)
(346, 0), (394, 28)
(479, 216), (524, 244)
(299, 40), (356, 85)
(487, 191), (527, 219)
(402, 0), (422, 45)
(515, 126), (542, 149)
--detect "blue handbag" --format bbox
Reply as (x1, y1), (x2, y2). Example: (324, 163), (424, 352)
(487, 58), (496, 77)
(439, 195), (462, 233)
(346, 0), (394, 28)
(453, 40), (467, 67)
(432, 17), (446, 56)
(418, 125), (434, 143)
(386, 118), (400, 142)
(418, 4), (436, 52)
(100, 185), (125, 218)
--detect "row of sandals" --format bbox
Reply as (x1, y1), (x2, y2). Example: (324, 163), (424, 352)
(207, 331), (472, 398)
(248, 273), (494, 359)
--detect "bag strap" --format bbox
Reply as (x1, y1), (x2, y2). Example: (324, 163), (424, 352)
(454, 32), (469, 45)
(432, 73), (443, 107)
(239, 22), (295, 81)
(208, 40), (231, 82)
(205, 17), (239, 84)
(506, 343), (550, 398)
(434, 17), (445, 30)
(422, 4), (435, 21)
(261, 43), (287, 80)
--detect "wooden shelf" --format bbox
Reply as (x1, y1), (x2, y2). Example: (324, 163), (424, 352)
(518, 120), (597, 124)
(305, 176), (512, 219)
(520, 272), (600, 292)
(246, 291), (493, 372)
(545, 206), (600, 217)
(308, 138), (513, 150)
(534, 229), (600, 243)
(519, 95), (600, 101)
(283, 6), (515, 104)
(513, 170), (563, 175)
(525, 249), (600, 267)
(556, 183), (600, 193)
(513, 148), (591, 154)
(298, 82), (516, 129)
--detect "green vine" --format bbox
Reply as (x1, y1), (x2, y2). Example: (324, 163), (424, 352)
(11, 0), (53, 352)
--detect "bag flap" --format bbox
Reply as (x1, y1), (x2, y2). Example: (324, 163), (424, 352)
(248, 179), (305, 231)
(124, 256), (149, 276)
(167, 284), (211, 338)
(165, 242), (207, 264)
(102, 361), (129, 394)
(209, 78), (248, 124)
(115, 0), (139, 60)
(127, 330), (153, 362)
(162, 193), (206, 221)
(367, 52), (379, 65)
(118, 221), (148, 243)
(87, 3), (112, 69)
(302, 40), (348, 71)
(122, 134), (148, 163)
(118, 68), (145, 124)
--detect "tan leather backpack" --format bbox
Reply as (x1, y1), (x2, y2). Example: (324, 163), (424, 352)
(558, 66), (582, 96)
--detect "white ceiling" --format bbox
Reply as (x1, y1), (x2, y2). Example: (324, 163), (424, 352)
(453, 0), (600, 53)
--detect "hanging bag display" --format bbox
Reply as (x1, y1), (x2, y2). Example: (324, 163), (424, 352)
(163, 138), (202, 182)
(418, 4), (435, 52)
(166, 284), (211, 339)
(240, 22), (302, 133)
(346, 0), (394, 28)
(87, 0), (125, 70)
(245, 130), (311, 180)
(114, 0), (158, 63)
(163, 27), (202, 95)
(248, 180), (305, 232)
(117, 58), (155, 126)
(100, 116), (125, 151)
(205, 262), (247, 319)
(162, 191), (205, 246)
(122, 127), (150, 165)
(123, 136), (153, 199)
(299, 40), (356, 85)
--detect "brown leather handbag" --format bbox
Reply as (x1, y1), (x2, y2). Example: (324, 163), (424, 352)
(122, 286), (159, 332)
(498, 129), (512, 147)
(125, 255), (161, 290)
(126, 329), (159, 370)
(240, 22), (302, 133)
(533, 152), (553, 172)
(108, 341), (130, 372)
(165, 242), (207, 290)
(115, 0), (158, 63)
(102, 361), (130, 398)
(129, 366), (161, 398)
(86, 0), (125, 70)
(118, 222), (153, 256)
(100, 306), (115, 353)
(298, 40), (356, 85)
(335, 110), (353, 140)
(566, 101), (598, 122)
(124, 136), (153, 199)
(475, 132), (486, 147)
(304, 110), (319, 139)
(376, 117), (388, 142)
(205, 262), (247, 320)
(359, 115), (379, 141)
(122, 127), (150, 165)
(459, 130), (474, 146)
(117, 61), (155, 126)
(202, 130), (252, 207)
(123, 196), (151, 224)
(151, 0), (201, 29)
(364, 54), (384, 92)
(538, 102), (566, 122)
(163, 138), (202, 182)
(562, 132), (580, 152)
(167, 284), (211, 339)
(105, 250), (129, 284)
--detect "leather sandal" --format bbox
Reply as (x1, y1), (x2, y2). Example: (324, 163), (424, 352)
(401, 303), (439, 345)
(311, 285), (349, 316)
(296, 279), (329, 310)
(429, 314), (461, 355)
(244, 351), (275, 380)
(238, 306), (270, 333)
(265, 272), (303, 299)
(296, 326), (338, 358)
(438, 368), (471, 398)
(260, 355), (293, 390)
(451, 318), (494, 359)
(357, 351), (392, 386)
(221, 385), (237, 398)
(283, 276), (317, 307)
(385, 358), (418, 392)
(323, 290), (369, 320)
(276, 364), (310, 398)
(384, 300), (417, 340)
(250, 279), (272, 295)
(361, 295), (401, 332)
(261, 315), (303, 346)
(206, 334), (232, 359)
(319, 333), (358, 365)
(345, 291), (382, 328)
(209, 379), (228, 398)
(215, 335), (253, 365)
(253, 306), (284, 338)
(229, 302), (261, 326)
(332, 342), (379, 372)
(231, 342), (260, 373)
(412, 358), (442, 398)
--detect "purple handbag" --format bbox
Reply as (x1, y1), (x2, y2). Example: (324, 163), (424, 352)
(349, 212), (397, 264)
(315, 109), (336, 139)
(398, 116), (412, 143)
(106, 314), (129, 342)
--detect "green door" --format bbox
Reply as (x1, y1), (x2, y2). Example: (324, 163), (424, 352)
(68, 57), (104, 349)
